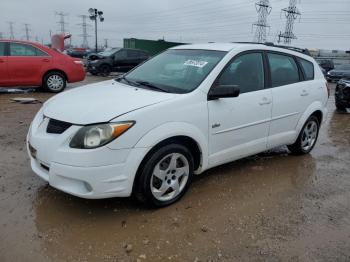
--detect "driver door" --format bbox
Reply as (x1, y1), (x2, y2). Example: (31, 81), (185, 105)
(208, 51), (272, 167)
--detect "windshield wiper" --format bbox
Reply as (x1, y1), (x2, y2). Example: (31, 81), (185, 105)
(115, 76), (139, 87)
(135, 81), (169, 93)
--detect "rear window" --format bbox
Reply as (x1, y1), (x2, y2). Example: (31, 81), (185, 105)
(298, 58), (314, 80)
(0, 42), (5, 56)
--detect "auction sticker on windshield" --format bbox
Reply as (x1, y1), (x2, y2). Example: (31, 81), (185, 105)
(184, 60), (208, 68)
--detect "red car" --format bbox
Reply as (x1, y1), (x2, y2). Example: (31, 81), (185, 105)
(0, 39), (85, 93)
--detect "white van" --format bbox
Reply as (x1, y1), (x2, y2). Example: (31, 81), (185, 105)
(27, 43), (328, 207)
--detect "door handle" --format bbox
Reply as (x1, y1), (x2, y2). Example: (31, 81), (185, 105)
(259, 97), (272, 105)
(300, 90), (309, 96)
(42, 58), (50, 62)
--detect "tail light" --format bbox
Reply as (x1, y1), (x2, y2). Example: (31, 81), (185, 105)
(326, 82), (330, 98)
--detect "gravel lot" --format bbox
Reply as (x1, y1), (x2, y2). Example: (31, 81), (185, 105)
(0, 79), (349, 262)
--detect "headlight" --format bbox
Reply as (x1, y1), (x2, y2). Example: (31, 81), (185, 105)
(69, 122), (135, 149)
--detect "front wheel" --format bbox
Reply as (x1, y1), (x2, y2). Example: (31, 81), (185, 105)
(288, 116), (320, 155)
(134, 144), (194, 207)
(99, 65), (112, 76)
(43, 72), (66, 93)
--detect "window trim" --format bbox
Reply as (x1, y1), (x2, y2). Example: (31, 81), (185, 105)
(265, 51), (303, 88)
(209, 49), (268, 98)
(9, 42), (50, 57)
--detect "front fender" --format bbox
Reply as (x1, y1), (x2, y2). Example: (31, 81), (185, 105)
(134, 122), (209, 172)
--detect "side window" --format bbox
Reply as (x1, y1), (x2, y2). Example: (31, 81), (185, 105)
(298, 58), (314, 81)
(217, 52), (265, 94)
(114, 50), (127, 60)
(268, 53), (300, 87)
(0, 42), (6, 56)
(128, 50), (140, 58)
(9, 43), (47, 56)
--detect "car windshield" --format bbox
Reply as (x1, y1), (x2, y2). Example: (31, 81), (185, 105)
(337, 64), (350, 70)
(99, 48), (121, 57)
(120, 49), (227, 94)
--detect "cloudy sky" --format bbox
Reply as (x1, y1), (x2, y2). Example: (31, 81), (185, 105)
(1, 0), (349, 50)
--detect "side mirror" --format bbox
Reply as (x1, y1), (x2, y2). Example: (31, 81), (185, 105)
(208, 85), (240, 100)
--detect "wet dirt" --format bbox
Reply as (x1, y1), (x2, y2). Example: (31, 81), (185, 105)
(0, 81), (349, 262)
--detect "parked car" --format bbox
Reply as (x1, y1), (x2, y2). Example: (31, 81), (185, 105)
(335, 77), (350, 110)
(316, 59), (334, 72)
(326, 64), (350, 82)
(86, 48), (149, 76)
(27, 43), (328, 207)
(0, 40), (85, 92)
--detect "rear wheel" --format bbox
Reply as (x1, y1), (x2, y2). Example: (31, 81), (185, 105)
(43, 71), (66, 93)
(288, 116), (319, 155)
(134, 144), (194, 207)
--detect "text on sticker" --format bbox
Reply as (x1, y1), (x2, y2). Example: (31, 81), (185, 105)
(184, 60), (208, 68)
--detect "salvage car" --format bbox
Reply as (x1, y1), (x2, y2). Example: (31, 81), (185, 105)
(27, 43), (328, 207)
(326, 64), (350, 82)
(86, 48), (149, 76)
(335, 77), (350, 110)
(0, 39), (85, 92)
(316, 59), (334, 72)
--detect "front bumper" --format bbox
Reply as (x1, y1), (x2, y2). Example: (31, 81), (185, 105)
(26, 111), (149, 199)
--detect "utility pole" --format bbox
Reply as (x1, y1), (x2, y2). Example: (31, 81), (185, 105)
(278, 0), (301, 45)
(104, 38), (108, 48)
(252, 0), (272, 43)
(56, 11), (68, 34)
(88, 8), (104, 52)
(78, 15), (91, 48)
(8, 22), (15, 39)
(24, 23), (31, 41)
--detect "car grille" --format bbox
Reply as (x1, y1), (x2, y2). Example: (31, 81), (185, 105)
(46, 118), (72, 134)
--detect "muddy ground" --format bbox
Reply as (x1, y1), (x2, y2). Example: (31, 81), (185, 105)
(0, 79), (349, 262)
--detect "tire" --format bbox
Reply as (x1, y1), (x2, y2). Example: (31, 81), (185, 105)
(288, 115), (320, 155)
(43, 71), (66, 93)
(99, 64), (112, 76)
(134, 144), (194, 207)
(335, 101), (346, 111)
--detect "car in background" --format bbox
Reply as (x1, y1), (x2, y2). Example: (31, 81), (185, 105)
(0, 39), (85, 93)
(335, 77), (350, 111)
(86, 48), (149, 76)
(326, 64), (350, 83)
(316, 59), (334, 72)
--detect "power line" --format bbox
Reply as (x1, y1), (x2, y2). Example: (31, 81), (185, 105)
(78, 15), (91, 48)
(252, 0), (272, 43)
(8, 21), (15, 39)
(24, 23), (31, 41)
(278, 0), (301, 45)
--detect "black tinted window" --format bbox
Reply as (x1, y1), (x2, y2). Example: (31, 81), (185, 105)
(217, 52), (264, 94)
(298, 58), (314, 80)
(114, 50), (127, 59)
(0, 42), (5, 56)
(268, 53), (299, 87)
(10, 43), (47, 56)
(128, 50), (142, 58)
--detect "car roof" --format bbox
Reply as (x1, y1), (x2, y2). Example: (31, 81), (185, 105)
(172, 42), (313, 61)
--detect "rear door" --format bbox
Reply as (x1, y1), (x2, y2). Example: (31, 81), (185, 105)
(8, 42), (52, 86)
(266, 52), (310, 148)
(0, 42), (9, 86)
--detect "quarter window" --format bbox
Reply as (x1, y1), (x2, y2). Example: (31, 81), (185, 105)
(10, 43), (48, 56)
(268, 53), (299, 87)
(298, 58), (314, 80)
(0, 42), (5, 56)
(217, 52), (265, 94)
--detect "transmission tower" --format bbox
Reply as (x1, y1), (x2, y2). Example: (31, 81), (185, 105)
(104, 38), (108, 48)
(278, 0), (301, 45)
(56, 11), (68, 34)
(78, 15), (91, 48)
(252, 0), (272, 43)
(8, 22), (15, 39)
(24, 23), (31, 41)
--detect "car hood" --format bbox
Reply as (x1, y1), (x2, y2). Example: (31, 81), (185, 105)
(43, 80), (178, 125)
